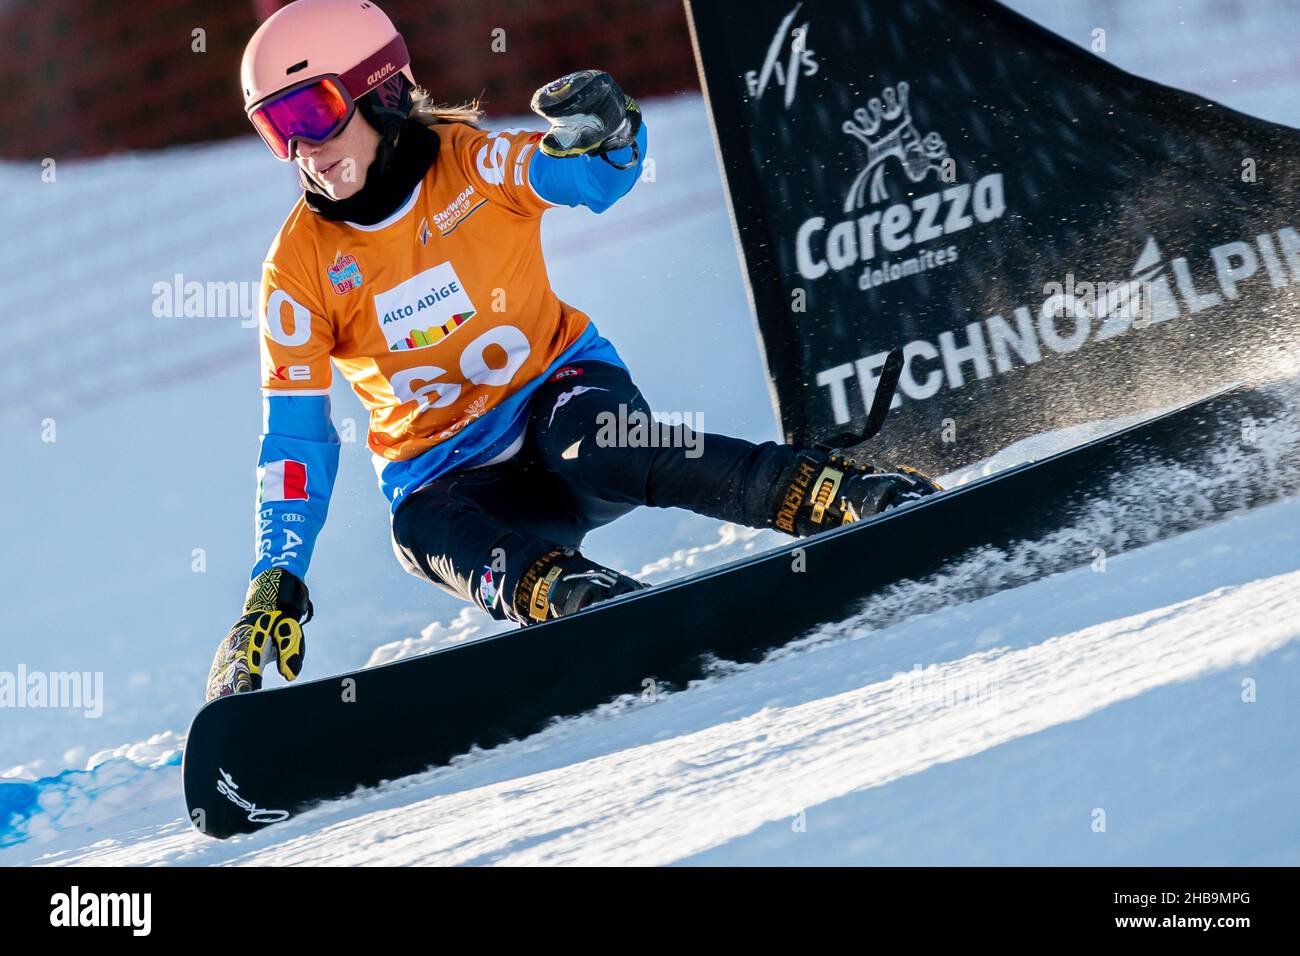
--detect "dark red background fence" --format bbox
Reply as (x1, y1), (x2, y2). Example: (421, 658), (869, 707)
(0, 0), (698, 159)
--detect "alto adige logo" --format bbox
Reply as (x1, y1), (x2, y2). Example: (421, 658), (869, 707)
(373, 261), (478, 352)
(796, 81), (1006, 292)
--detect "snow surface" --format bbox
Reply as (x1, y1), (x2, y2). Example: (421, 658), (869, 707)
(2, 0), (1299, 864)
(7, 496), (1300, 865)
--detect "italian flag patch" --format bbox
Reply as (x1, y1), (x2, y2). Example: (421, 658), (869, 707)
(260, 459), (309, 502)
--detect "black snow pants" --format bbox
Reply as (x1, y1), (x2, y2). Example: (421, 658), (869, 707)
(391, 360), (788, 622)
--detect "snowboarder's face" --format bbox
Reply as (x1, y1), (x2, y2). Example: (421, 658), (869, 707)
(293, 112), (381, 201)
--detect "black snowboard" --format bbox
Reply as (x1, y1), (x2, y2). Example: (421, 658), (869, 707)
(183, 381), (1283, 838)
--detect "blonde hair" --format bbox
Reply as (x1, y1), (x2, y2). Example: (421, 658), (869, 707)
(408, 86), (484, 128)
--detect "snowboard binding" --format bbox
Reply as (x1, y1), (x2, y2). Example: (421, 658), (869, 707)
(514, 547), (646, 624)
(769, 449), (941, 536)
(768, 348), (943, 537)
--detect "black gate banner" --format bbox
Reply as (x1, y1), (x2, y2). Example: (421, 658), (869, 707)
(685, 0), (1300, 469)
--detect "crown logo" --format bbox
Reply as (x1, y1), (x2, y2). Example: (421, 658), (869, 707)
(842, 81), (949, 210)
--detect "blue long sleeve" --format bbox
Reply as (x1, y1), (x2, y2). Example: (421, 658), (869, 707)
(252, 394), (340, 581)
(528, 122), (647, 213)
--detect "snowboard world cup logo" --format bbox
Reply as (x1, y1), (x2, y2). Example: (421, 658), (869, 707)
(842, 81), (949, 211)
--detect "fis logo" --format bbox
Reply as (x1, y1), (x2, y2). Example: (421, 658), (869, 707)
(745, 3), (819, 110)
(418, 217), (432, 246)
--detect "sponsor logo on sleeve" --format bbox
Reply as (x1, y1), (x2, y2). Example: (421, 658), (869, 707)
(474, 128), (536, 189)
(268, 365), (312, 382)
(548, 365), (584, 381)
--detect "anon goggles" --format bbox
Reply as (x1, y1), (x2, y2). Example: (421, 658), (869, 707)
(247, 34), (410, 161)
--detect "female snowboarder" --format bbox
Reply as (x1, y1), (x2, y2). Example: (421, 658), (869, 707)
(207, 0), (939, 700)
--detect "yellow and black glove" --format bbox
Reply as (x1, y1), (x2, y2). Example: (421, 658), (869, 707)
(530, 69), (641, 168)
(205, 568), (311, 701)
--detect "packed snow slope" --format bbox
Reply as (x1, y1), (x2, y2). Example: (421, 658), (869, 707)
(7, 493), (1300, 865)
(2, 0), (1299, 864)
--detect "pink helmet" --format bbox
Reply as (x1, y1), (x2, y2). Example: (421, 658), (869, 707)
(241, 0), (415, 114)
